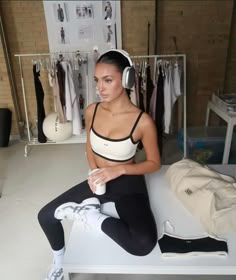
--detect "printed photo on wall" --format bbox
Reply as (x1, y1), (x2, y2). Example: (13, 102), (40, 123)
(103, 23), (115, 46)
(103, 1), (113, 20)
(53, 2), (67, 22)
(78, 25), (93, 40)
(58, 26), (70, 44)
(75, 4), (94, 19)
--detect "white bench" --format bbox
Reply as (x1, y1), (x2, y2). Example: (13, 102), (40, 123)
(63, 165), (236, 280)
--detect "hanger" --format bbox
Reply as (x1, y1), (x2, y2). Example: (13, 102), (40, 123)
(58, 53), (64, 62)
(32, 59), (40, 72)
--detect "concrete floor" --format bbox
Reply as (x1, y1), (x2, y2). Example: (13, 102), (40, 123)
(0, 139), (235, 280)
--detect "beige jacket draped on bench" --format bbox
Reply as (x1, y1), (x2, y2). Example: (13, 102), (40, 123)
(166, 159), (236, 235)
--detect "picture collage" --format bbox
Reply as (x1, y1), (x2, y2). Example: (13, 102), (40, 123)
(50, 1), (117, 49)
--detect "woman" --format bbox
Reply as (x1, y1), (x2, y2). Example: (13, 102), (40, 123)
(38, 49), (161, 280)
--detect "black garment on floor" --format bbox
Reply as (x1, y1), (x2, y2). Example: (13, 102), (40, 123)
(155, 66), (164, 156)
(33, 65), (47, 143)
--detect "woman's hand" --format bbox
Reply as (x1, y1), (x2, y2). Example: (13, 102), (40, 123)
(87, 166), (123, 192)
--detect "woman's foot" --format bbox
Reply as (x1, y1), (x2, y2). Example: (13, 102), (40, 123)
(54, 197), (100, 221)
(44, 267), (63, 280)
(54, 197), (108, 231)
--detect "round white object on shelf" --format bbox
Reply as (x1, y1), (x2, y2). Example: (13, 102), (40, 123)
(43, 112), (73, 142)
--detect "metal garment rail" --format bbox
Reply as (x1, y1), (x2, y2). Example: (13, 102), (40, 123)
(131, 54), (187, 158)
(14, 52), (89, 157)
(14, 52), (186, 158)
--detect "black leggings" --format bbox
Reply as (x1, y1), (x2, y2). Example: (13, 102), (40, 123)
(38, 174), (157, 256)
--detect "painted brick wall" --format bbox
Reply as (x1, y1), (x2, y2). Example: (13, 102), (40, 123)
(0, 36), (16, 133)
(0, 0), (51, 136)
(122, 0), (234, 126)
(0, 0), (235, 136)
(121, 0), (156, 55)
(224, 4), (236, 93)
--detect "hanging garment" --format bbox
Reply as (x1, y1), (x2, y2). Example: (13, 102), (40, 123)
(158, 221), (228, 257)
(129, 68), (138, 106)
(134, 70), (144, 150)
(149, 59), (161, 121)
(56, 61), (66, 109)
(134, 60), (146, 109)
(33, 64), (47, 143)
(145, 64), (154, 113)
(140, 61), (148, 111)
(149, 83), (158, 121)
(61, 60), (82, 135)
(138, 72), (145, 112)
(163, 61), (182, 134)
(130, 87), (137, 106)
(166, 159), (236, 235)
(155, 66), (164, 156)
(173, 61), (182, 98)
(48, 69), (66, 123)
(163, 63), (174, 134)
(134, 66), (140, 108)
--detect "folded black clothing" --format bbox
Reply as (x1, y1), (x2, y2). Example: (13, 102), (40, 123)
(158, 233), (228, 257)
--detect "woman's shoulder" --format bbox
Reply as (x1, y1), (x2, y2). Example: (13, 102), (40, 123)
(138, 111), (156, 129)
(139, 110), (154, 122)
(85, 102), (99, 116)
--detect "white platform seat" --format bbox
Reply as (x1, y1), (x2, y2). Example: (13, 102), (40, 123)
(63, 165), (236, 280)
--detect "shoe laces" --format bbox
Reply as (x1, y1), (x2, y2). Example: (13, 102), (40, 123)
(70, 204), (100, 230)
(47, 267), (63, 280)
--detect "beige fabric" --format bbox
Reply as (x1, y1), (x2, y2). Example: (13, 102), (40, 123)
(48, 70), (66, 124)
(165, 159), (236, 235)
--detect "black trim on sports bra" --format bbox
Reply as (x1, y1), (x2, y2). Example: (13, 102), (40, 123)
(91, 149), (136, 162)
(129, 111), (143, 137)
(90, 102), (143, 143)
(90, 102), (100, 129)
(91, 127), (137, 143)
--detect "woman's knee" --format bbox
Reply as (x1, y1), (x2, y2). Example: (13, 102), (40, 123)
(132, 231), (157, 256)
(38, 204), (55, 226)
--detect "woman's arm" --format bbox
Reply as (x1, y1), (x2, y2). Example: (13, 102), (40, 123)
(120, 112), (161, 175)
(85, 103), (98, 170)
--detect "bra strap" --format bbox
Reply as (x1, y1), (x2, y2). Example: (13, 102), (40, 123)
(130, 111), (143, 136)
(90, 102), (100, 129)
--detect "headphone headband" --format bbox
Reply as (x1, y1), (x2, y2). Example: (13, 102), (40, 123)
(102, 49), (133, 67)
(99, 49), (135, 89)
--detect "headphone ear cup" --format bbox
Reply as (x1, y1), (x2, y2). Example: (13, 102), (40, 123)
(122, 66), (135, 89)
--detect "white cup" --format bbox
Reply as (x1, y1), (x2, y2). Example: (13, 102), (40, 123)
(88, 168), (106, 195)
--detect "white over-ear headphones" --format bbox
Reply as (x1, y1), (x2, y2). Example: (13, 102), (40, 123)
(101, 49), (135, 89)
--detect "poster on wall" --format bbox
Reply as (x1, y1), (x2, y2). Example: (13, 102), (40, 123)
(43, 1), (121, 104)
(43, 1), (121, 53)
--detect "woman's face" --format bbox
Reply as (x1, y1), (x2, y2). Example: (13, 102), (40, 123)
(94, 62), (125, 102)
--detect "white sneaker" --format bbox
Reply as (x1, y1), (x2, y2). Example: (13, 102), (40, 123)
(54, 197), (100, 221)
(44, 267), (63, 280)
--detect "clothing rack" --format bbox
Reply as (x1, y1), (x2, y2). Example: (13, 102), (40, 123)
(15, 52), (186, 158)
(15, 51), (89, 157)
(131, 54), (187, 158)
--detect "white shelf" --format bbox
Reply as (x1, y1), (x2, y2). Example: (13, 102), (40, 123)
(24, 132), (86, 157)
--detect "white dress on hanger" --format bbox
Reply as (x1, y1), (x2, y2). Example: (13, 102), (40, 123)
(164, 61), (182, 134)
(61, 60), (82, 135)
(48, 69), (66, 124)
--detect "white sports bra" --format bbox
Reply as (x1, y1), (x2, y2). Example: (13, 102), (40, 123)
(90, 103), (143, 162)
